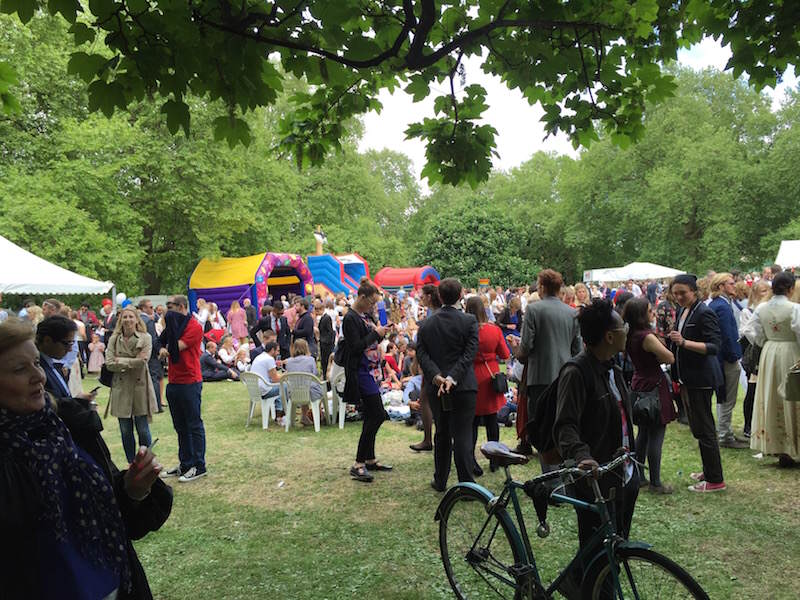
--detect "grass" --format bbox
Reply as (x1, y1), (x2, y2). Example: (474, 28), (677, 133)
(91, 376), (798, 599)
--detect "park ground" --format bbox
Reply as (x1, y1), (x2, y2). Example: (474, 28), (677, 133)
(92, 378), (798, 599)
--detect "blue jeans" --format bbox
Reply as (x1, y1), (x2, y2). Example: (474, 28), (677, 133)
(119, 415), (152, 464)
(166, 382), (206, 473)
(262, 385), (282, 411)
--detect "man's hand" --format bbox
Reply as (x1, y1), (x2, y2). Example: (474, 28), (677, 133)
(578, 458), (600, 476)
(124, 446), (162, 501)
(375, 325), (387, 337)
(506, 334), (520, 348)
(158, 348), (169, 360)
(668, 331), (684, 346)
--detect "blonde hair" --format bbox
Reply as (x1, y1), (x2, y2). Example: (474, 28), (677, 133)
(112, 306), (147, 335)
(574, 283), (590, 304)
(750, 280), (772, 308)
(229, 301), (241, 312)
(26, 306), (44, 326)
(710, 272), (733, 299)
(696, 277), (710, 301)
(291, 339), (310, 357)
(0, 317), (35, 355)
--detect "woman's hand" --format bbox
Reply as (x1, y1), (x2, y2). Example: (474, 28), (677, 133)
(124, 446), (162, 501)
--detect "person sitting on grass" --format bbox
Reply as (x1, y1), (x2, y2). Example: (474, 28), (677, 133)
(200, 341), (239, 382)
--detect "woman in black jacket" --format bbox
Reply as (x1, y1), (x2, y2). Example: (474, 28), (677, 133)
(343, 280), (391, 482)
(668, 274), (726, 493)
(0, 317), (172, 600)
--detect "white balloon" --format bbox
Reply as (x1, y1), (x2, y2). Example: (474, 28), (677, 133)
(116, 292), (127, 303)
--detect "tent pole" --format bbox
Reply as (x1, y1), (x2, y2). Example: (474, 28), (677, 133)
(111, 285), (117, 312)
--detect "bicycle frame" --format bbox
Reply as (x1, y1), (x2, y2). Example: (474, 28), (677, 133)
(438, 465), (649, 599)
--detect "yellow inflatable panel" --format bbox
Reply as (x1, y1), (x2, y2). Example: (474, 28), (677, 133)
(189, 254), (266, 288)
(267, 276), (300, 286)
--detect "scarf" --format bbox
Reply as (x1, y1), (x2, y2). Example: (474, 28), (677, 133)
(0, 400), (130, 589)
(159, 310), (191, 363)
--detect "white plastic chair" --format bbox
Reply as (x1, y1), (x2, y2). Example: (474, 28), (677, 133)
(239, 371), (279, 430)
(328, 371), (347, 429)
(280, 372), (325, 432)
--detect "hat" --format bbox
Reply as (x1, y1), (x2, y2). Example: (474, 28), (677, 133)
(101, 298), (112, 307)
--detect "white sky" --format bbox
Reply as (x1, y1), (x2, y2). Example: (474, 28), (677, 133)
(358, 38), (798, 186)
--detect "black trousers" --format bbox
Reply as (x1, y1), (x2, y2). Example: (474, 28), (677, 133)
(355, 393), (386, 463)
(576, 468), (640, 550)
(320, 343), (334, 379)
(681, 387), (724, 483)
(743, 381), (756, 436)
(431, 390), (477, 486)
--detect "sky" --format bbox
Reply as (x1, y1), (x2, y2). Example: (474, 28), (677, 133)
(358, 38), (798, 186)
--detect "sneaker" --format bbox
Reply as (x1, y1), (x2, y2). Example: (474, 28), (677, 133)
(513, 441), (534, 456)
(689, 472), (705, 482)
(688, 481), (726, 493)
(160, 466), (182, 479)
(178, 467), (207, 483)
(276, 416), (286, 427)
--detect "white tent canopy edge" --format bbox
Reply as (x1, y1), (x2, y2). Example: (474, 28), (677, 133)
(583, 262), (685, 283)
(0, 234), (114, 295)
(775, 240), (800, 269)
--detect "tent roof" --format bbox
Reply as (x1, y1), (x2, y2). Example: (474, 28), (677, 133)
(775, 240), (800, 268)
(584, 262), (684, 282)
(0, 235), (113, 295)
(189, 254), (266, 289)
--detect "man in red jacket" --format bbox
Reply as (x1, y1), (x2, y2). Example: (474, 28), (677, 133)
(158, 294), (207, 482)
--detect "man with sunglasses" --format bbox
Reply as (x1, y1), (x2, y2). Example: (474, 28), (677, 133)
(554, 298), (639, 551)
(36, 315), (98, 404)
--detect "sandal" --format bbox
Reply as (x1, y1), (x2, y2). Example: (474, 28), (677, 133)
(349, 465), (374, 482)
(366, 462), (393, 472)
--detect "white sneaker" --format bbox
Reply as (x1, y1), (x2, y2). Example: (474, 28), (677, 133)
(178, 467), (207, 482)
(277, 416), (286, 427)
(160, 466), (182, 479)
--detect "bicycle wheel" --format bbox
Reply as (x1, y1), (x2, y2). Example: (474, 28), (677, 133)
(439, 486), (525, 600)
(582, 547), (709, 600)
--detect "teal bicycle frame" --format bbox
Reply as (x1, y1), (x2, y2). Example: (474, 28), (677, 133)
(437, 459), (650, 599)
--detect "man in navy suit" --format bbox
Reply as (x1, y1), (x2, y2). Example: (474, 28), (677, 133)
(36, 316), (98, 404)
(417, 278), (479, 490)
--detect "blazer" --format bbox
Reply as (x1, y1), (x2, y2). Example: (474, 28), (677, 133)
(708, 296), (742, 363)
(139, 313), (163, 378)
(671, 300), (723, 389)
(292, 311), (318, 357)
(520, 296), (582, 386)
(416, 306), (479, 394)
(40, 352), (71, 399)
(318, 313), (335, 347)
(249, 317), (273, 348)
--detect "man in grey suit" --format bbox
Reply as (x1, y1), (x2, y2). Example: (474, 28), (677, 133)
(417, 278), (479, 491)
(517, 269), (582, 454)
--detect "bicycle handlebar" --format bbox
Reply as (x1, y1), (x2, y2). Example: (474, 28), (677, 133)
(526, 450), (635, 487)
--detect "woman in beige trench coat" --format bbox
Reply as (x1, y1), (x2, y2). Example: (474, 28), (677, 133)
(106, 306), (157, 463)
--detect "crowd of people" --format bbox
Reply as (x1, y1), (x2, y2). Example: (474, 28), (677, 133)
(1, 260), (799, 597)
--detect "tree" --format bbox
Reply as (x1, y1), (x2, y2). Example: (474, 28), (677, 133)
(3, 0), (798, 186)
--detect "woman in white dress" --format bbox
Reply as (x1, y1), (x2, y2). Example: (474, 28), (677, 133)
(742, 272), (800, 467)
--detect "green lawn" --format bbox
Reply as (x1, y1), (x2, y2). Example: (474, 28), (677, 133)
(92, 377), (797, 599)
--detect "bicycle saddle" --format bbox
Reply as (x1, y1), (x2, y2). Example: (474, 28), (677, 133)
(480, 441), (530, 466)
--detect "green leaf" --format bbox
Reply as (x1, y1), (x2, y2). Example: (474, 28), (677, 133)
(160, 99), (190, 136)
(1, 0), (35, 23)
(67, 52), (109, 83)
(404, 74), (431, 102)
(126, 0), (148, 13)
(87, 79), (126, 117)
(68, 22), (96, 45)
(47, 0), (78, 22)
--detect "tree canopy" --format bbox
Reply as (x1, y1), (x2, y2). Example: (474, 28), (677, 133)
(2, 0), (798, 186)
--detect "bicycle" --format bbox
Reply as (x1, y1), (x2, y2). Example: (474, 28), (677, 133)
(435, 442), (709, 599)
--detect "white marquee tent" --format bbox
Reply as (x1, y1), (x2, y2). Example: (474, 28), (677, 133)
(584, 262), (684, 282)
(0, 235), (113, 295)
(775, 240), (800, 269)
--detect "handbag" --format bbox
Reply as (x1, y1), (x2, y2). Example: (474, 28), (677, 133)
(98, 364), (113, 387)
(631, 388), (661, 425)
(785, 364), (800, 401)
(484, 360), (509, 394)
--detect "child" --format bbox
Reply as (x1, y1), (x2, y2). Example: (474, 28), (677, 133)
(235, 347), (250, 373)
(87, 332), (105, 373)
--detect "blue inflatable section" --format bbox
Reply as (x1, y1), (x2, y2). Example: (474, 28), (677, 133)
(343, 262), (366, 283)
(307, 255), (357, 294)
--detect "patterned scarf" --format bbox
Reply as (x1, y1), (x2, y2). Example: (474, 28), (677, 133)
(0, 400), (131, 590)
